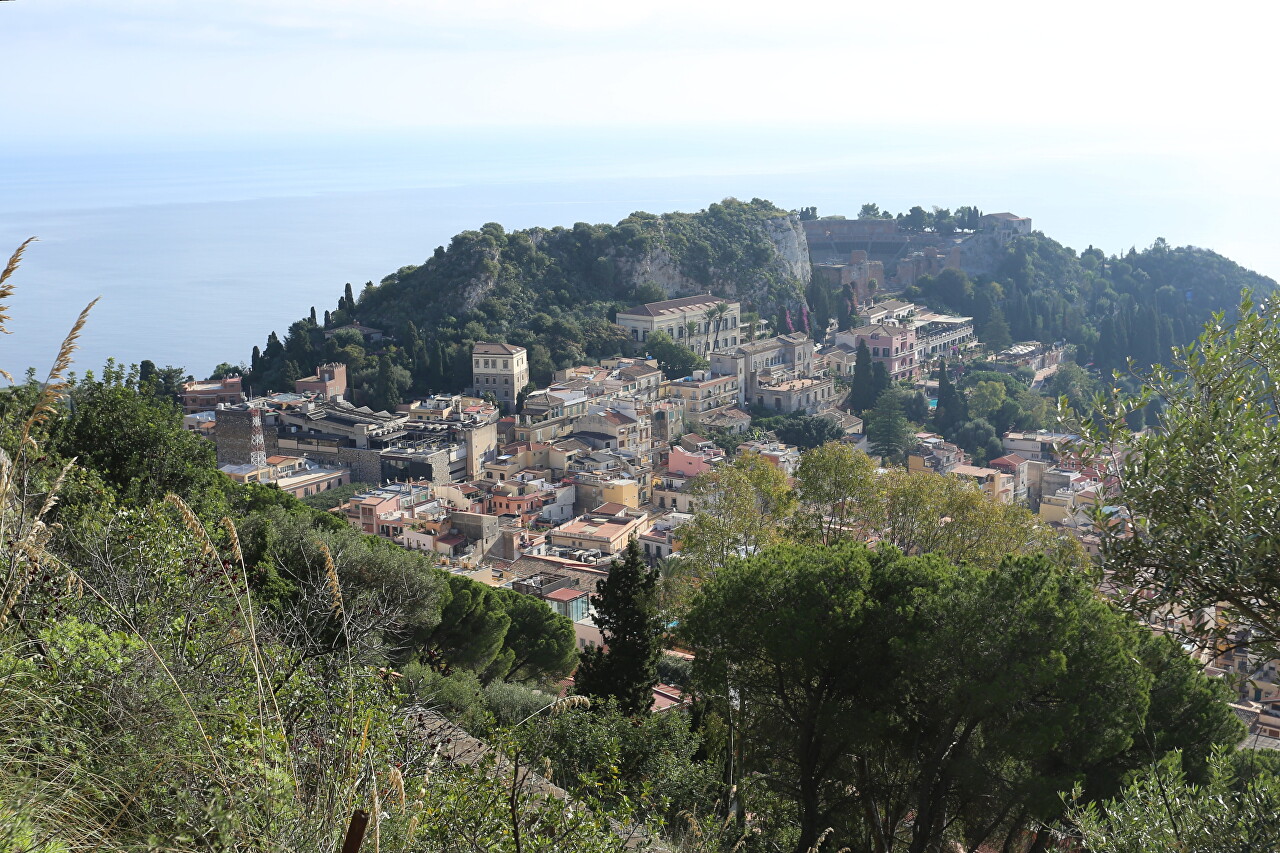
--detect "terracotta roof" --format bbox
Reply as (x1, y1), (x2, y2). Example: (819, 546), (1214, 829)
(989, 453), (1028, 468)
(544, 587), (588, 602)
(473, 341), (525, 355)
(619, 294), (730, 317)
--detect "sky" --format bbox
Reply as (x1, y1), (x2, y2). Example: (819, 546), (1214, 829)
(3, 1), (1280, 276)
(5, 1), (1277, 143)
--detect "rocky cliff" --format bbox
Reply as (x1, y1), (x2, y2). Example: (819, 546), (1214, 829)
(617, 211), (810, 312)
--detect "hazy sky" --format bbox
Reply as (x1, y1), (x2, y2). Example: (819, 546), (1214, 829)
(6, 1), (1276, 144)
(4, 1), (1280, 279)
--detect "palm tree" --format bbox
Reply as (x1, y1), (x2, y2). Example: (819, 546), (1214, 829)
(707, 303), (731, 350)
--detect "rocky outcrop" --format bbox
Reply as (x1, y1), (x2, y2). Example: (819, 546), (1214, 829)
(762, 213), (811, 285)
(616, 212), (810, 313)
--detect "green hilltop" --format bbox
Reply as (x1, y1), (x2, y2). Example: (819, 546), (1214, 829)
(240, 199), (1276, 408)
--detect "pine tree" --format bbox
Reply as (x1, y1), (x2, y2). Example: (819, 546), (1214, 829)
(850, 341), (876, 413)
(981, 307), (1013, 351)
(574, 538), (662, 716)
(867, 389), (913, 465)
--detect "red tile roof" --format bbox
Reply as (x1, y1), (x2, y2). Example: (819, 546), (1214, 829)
(544, 588), (587, 602)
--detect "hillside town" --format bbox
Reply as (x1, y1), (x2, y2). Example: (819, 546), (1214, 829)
(187, 275), (1114, 689)
(180, 215), (1280, 743)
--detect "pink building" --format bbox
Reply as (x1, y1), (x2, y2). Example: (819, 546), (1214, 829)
(181, 375), (245, 414)
(839, 324), (919, 381)
(666, 444), (719, 478)
(295, 363), (347, 399)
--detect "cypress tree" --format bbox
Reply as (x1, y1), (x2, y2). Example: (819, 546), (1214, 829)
(373, 354), (402, 412)
(343, 282), (355, 313)
(309, 306), (317, 325)
(871, 361), (891, 401)
(850, 341), (876, 414)
(323, 309), (331, 327)
(574, 538), (662, 716)
(934, 358), (967, 435)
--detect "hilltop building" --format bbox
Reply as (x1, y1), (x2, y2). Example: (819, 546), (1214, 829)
(471, 342), (529, 409)
(180, 375), (246, 414)
(294, 362), (347, 399)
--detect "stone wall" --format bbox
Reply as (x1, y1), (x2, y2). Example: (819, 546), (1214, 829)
(214, 408), (279, 465)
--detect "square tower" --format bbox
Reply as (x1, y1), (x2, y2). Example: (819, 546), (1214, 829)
(471, 342), (529, 408)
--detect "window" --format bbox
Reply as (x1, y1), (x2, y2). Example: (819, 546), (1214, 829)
(503, 360), (509, 368)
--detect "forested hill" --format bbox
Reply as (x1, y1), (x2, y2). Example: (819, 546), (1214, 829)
(241, 198), (1276, 408)
(244, 198), (810, 402)
(1000, 236), (1273, 374)
(898, 233), (1275, 376)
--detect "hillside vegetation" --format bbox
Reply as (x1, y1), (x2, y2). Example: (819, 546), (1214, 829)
(6, 237), (1280, 851)
(242, 199), (1275, 412)
(907, 235), (1276, 374)
(246, 198), (808, 403)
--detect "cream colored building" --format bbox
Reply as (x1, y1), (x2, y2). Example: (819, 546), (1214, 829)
(616, 294), (741, 355)
(471, 342), (529, 409)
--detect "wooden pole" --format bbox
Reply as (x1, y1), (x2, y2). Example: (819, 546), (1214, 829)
(341, 809), (369, 853)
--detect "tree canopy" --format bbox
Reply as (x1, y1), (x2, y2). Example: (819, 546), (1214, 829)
(683, 541), (1241, 853)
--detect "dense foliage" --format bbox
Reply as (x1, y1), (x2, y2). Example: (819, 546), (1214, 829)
(246, 198), (807, 402)
(682, 542), (1242, 853)
(1076, 295), (1280, 661)
(905, 237), (1276, 374)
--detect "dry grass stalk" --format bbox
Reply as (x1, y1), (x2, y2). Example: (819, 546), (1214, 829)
(549, 695), (591, 715)
(164, 494), (221, 565)
(220, 516), (244, 566)
(387, 765), (406, 810)
(320, 541), (344, 616)
(0, 237), (37, 342)
(36, 458), (75, 522)
(806, 827), (835, 853)
(20, 297), (99, 453)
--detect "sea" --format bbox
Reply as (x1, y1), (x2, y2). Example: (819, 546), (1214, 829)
(1, 127), (1273, 380)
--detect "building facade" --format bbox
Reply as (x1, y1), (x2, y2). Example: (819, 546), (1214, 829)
(471, 342), (530, 409)
(181, 376), (246, 414)
(615, 294), (741, 355)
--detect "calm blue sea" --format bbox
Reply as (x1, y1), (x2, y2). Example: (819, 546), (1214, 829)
(1, 128), (1269, 379)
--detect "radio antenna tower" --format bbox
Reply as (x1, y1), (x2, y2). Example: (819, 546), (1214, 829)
(249, 407), (267, 468)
